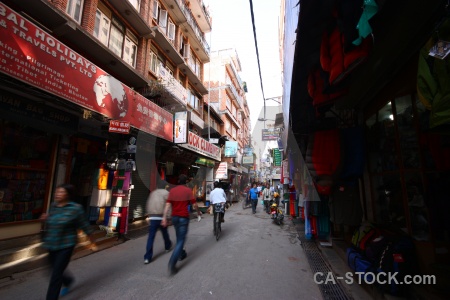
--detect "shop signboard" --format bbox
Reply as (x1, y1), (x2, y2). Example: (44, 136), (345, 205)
(273, 149), (282, 166)
(174, 111), (188, 143)
(215, 162), (228, 180)
(243, 156), (253, 165)
(224, 141), (238, 157)
(195, 157), (215, 168)
(262, 128), (282, 141)
(0, 3), (173, 141)
(109, 120), (130, 134)
(179, 131), (221, 161)
(243, 147), (253, 156)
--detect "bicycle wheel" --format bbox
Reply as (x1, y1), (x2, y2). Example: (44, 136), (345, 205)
(242, 199), (247, 209)
(213, 212), (217, 236)
(216, 219), (221, 241)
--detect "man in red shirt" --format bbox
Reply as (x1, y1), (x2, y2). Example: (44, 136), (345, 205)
(162, 174), (200, 276)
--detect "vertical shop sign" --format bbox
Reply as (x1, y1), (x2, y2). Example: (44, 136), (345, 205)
(174, 111), (188, 143)
(273, 149), (282, 166)
(224, 141), (238, 157)
(0, 3), (173, 141)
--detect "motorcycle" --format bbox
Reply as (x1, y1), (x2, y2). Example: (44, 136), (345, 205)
(269, 201), (284, 225)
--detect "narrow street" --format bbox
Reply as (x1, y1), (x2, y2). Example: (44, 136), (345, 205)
(0, 203), (321, 300)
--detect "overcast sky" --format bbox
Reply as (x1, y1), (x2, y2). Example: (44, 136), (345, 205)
(205, 0), (283, 131)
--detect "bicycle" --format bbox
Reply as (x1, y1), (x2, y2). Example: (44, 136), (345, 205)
(213, 202), (226, 241)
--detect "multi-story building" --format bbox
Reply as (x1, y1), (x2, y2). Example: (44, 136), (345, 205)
(204, 48), (251, 192)
(0, 0), (221, 242)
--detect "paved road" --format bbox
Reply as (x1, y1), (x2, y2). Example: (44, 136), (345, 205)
(0, 203), (322, 300)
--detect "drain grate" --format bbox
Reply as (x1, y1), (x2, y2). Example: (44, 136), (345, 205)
(298, 235), (353, 300)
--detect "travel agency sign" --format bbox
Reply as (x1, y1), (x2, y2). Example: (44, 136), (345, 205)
(0, 3), (173, 141)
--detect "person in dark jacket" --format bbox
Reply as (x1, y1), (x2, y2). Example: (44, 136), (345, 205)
(41, 184), (96, 300)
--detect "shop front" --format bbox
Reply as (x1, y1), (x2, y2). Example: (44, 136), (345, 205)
(0, 4), (173, 239)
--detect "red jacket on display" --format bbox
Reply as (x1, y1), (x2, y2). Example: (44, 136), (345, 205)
(320, 27), (372, 86)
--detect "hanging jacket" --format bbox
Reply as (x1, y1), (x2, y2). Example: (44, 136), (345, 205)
(320, 27), (372, 86)
(307, 68), (348, 107)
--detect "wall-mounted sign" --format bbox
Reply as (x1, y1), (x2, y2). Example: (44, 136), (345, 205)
(215, 162), (228, 180)
(109, 120), (130, 134)
(243, 147), (253, 156)
(224, 141), (238, 157)
(174, 111), (188, 144)
(262, 128), (282, 141)
(209, 138), (219, 144)
(0, 3), (173, 141)
(273, 149), (282, 166)
(179, 131), (221, 161)
(243, 156), (254, 165)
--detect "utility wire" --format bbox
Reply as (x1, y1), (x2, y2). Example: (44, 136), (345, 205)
(248, 0), (267, 117)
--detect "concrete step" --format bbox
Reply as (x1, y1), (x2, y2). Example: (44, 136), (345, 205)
(0, 222), (148, 280)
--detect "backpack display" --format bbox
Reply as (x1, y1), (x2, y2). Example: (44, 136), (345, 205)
(377, 236), (416, 297)
(352, 222), (380, 250)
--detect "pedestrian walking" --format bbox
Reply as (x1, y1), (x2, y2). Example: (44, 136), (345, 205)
(40, 184), (96, 300)
(161, 174), (200, 276)
(144, 182), (173, 264)
(262, 183), (274, 214)
(249, 183), (259, 214)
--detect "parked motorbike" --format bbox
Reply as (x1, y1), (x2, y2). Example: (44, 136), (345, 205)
(270, 201), (284, 225)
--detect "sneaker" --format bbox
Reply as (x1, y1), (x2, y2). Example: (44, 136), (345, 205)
(144, 259), (150, 264)
(165, 243), (173, 253)
(60, 287), (70, 297)
(179, 250), (187, 261)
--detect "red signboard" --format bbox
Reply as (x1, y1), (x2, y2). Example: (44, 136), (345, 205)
(179, 131), (221, 161)
(109, 120), (130, 134)
(0, 3), (173, 141)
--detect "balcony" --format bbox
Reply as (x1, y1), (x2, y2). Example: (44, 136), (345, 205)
(158, 65), (188, 107)
(225, 83), (243, 108)
(107, 0), (155, 37)
(160, 0), (210, 62)
(151, 26), (185, 66)
(188, 0), (212, 33)
(11, 0), (150, 89)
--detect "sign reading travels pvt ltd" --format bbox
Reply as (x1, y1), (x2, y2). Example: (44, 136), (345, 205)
(0, 3), (173, 141)
(179, 131), (221, 161)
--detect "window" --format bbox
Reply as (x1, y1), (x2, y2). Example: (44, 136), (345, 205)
(66, 0), (84, 23)
(226, 97), (231, 110)
(167, 20), (175, 42)
(225, 119), (231, 133)
(151, 0), (159, 19)
(94, 9), (110, 46)
(188, 89), (200, 110)
(232, 105), (236, 118)
(149, 51), (158, 74)
(109, 24), (124, 57)
(195, 58), (201, 78)
(129, 0), (140, 11)
(159, 9), (168, 28)
(123, 34), (138, 68)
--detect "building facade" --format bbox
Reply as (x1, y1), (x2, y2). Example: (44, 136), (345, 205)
(0, 0), (218, 240)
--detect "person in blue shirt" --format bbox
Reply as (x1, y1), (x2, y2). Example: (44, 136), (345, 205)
(248, 183), (259, 214)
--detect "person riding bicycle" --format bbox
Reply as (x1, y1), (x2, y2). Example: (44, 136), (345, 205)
(210, 181), (226, 224)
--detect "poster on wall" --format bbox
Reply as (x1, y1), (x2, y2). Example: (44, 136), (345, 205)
(215, 162), (228, 180)
(174, 111), (188, 144)
(224, 141), (238, 157)
(205, 181), (213, 201)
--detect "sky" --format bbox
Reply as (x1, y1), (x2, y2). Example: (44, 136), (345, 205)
(205, 0), (283, 131)
(204, 0), (283, 160)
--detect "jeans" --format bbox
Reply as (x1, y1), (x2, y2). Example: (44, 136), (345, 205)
(168, 216), (189, 272)
(46, 246), (75, 300)
(144, 219), (172, 261)
(251, 199), (258, 213)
